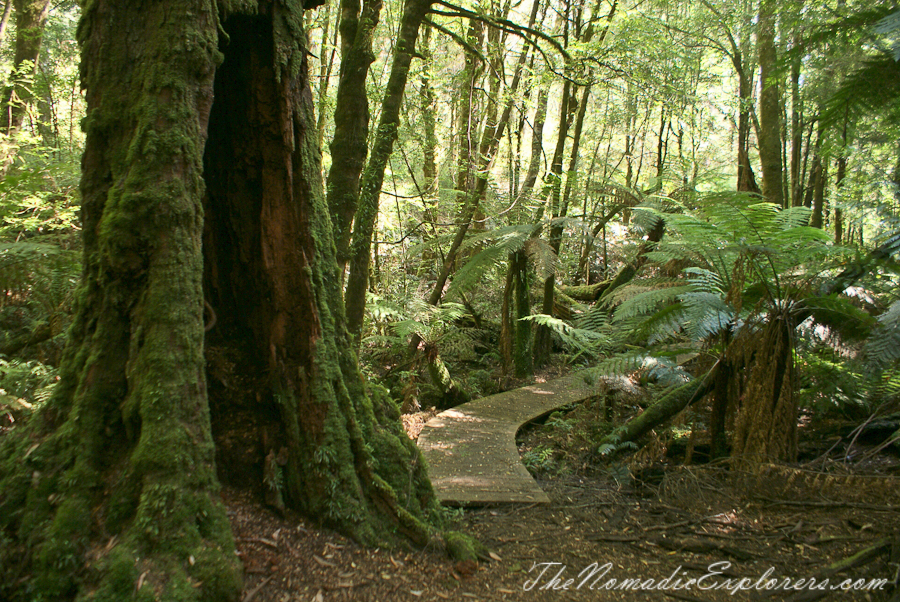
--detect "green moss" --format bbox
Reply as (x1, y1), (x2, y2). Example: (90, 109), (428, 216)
(192, 545), (243, 602)
(88, 546), (137, 602)
(444, 531), (487, 562)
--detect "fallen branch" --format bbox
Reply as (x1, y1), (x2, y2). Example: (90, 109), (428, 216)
(597, 368), (716, 451)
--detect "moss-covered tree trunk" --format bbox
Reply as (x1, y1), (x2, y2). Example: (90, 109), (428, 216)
(0, 2), (442, 600)
(200, 2), (440, 548)
(344, 0), (432, 340)
(0, 2), (240, 600)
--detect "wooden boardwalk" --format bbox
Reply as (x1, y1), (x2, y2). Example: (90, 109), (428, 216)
(417, 371), (603, 505)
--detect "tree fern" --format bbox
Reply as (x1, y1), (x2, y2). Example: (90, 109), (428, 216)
(610, 284), (693, 322)
(520, 314), (609, 360)
(866, 300), (900, 369)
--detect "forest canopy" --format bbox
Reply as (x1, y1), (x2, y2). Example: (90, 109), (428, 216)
(0, 0), (899, 599)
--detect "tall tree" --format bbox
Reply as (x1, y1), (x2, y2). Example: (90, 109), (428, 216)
(757, 0), (784, 206)
(344, 0), (433, 340)
(0, 0), (52, 171)
(0, 2), (442, 600)
(326, 0), (385, 269)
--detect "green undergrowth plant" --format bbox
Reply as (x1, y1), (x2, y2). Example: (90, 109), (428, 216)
(582, 192), (899, 459)
(362, 294), (495, 407)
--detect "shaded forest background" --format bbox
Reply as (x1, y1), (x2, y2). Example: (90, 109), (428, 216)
(1, 0), (899, 462)
(2, 0), (900, 468)
(0, 0), (899, 594)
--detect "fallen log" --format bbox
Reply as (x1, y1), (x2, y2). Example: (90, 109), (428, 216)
(598, 368), (716, 451)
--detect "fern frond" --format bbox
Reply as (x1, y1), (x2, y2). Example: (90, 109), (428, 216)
(446, 244), (509, 297)
(802, 294), (877, 340)
(635, 302), (687, 345)
(612, 284), (694, 322)
(866, 300), (900, 368)
(588, 351), (648, 377)
(680, 291), (734, 341)
(524, 238), (559, 281)
(520, 314), (609, 358)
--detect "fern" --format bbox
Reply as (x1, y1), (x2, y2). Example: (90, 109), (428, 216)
(866, 300), (900, 369)
(520, 314), (609, 359)
(446, 224), (557, 297)
(611, 284), (693, 322)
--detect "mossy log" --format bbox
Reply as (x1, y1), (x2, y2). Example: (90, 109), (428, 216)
(558, 281), (611, 302)
(598, 370), (716, 450)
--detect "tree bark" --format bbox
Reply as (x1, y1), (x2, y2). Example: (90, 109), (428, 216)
(344, 0), (432, 341)
(326, 0), (385, 268)
(0, 2), (241, 599)
(757, 0), (784, 206)
(0, 3), (442, 600)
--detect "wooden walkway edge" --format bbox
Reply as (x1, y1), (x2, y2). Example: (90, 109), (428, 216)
(417, 371), (603, 505)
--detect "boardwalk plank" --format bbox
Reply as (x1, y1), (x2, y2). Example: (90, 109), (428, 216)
(417, 371), (604, 504)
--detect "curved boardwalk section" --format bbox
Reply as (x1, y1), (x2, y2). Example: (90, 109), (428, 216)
(417, 371), (602, 505)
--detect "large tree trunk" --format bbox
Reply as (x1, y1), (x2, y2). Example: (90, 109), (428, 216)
(0, 3), (442, 600)
(0, 2), (241, 600)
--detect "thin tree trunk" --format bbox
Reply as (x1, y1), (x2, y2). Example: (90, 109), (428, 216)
(757, 0), (784, 206)
(418, 24), (440, 274)
(515, 86), (548, 206)
(345, 0), (433, 340)
(1, 0), (51, 173)
(789, 58), (803, 207)
(0, 0), (12, 44)
(834, 109), (849, 243)
(326, 0), (385, 268)
(315, 3), (337, 147)
(532, 78), (574, 366)
(420, 24), (438, 194)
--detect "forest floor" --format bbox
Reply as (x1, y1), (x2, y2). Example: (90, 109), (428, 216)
(232, 380), (900, 602)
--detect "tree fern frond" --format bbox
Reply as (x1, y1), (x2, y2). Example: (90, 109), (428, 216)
(680, 292), (734, 341)
(634, 302), (687, 345)
(520, 314), (608, 358)
(612, 285), (694, 322)
(576, 302), (611, 333)
(458, 223), (533, 253)
(776, 206), (813, 230)
(684, 267), (725, 295)
(524, 238), (559, 280)
(802, 294), (877, 341)
(866, 301), (900, 369)
(446, 244), (509, 297)
(589, 351), (648, 378)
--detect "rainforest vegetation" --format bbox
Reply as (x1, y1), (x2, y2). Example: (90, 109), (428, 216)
(0, 0), (898, 599)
